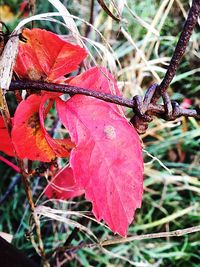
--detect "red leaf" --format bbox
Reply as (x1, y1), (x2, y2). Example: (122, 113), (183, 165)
(69, 66), (124, 114)
(0, 116), (15, 156)
(69, 67), (121, 95)
(39, 95), (75, 158)
(11, 94), (74, 162)
(14, 28), (87, 81)
(45, 166), (84, 199)
(56, 68), (143, 236)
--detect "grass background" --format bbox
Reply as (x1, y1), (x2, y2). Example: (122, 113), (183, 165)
(0, 0), (200, 266)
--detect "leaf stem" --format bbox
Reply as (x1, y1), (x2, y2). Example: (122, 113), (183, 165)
(0, 155), (20, 172)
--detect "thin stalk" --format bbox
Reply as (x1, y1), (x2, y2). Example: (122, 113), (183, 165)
(17, 159), (49, 267)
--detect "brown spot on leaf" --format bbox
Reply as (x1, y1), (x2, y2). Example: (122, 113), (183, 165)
(27, 68), (47, 81)
(27, 112), (40, 135)
(104, 125), (116, 140)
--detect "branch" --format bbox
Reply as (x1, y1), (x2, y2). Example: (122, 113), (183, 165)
(55, 225), (200, 253)
(9, 80), (200, 121)
(100, 225), (200, 246)
(153, 0), (200, 102)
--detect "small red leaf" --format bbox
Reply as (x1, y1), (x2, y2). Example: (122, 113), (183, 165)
(11, 94), (73, 162)
(45, 166), (84, 199)
(39, 96), (74, 158)
(14, 28), (87, 81)
(56, 68), (144, 236)
(0, 116), (15, 156)
(12, 95), (55, 161)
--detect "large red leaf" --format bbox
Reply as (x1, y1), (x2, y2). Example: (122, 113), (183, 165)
(56, 68), (144, 236)
(0, 116), (15, 156)
(11, 94), (73, 162)
(45, 166), (84, 199)
(14, 28), (87, 81)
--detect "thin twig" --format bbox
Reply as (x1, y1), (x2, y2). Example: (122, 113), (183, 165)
(17, 159), (49, 267)
(55, 225), (200, 253)
(17, 162), (42, 241)
(100, 225), (200, 246)
(85, 0), (95, 37)
(97, 0), (121, 22)
(152, 0), (200, 102)
(9, 80), (200, 120)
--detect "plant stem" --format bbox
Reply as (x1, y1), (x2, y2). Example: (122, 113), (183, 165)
(100, 225), (200, 246)
(0, 87), (47, 264)
(17, 159), (49, 267)
(85, 0), (95, 37)
(0, 155), (20, 172)
(54, 225), (200, 253)
(0, 88), (12, 130)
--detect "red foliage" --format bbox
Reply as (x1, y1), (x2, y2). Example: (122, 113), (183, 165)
(11, 94), (74, 162)
(0, 28), (144, 236)
(56, 67), (143, 236)
(14, 28), (87, 82)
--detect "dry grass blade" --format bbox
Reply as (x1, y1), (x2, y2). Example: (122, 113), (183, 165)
(35, 205), (98, 241)
(135, 0), (170, 60)
(14, 12), (121, 74)
(35, 202), (110, 231)
(144, 168), (200, 187)
(0, 29), (20, 138)
(121, 27), (161, 82)
(0, 29), (21, 92)
(143, 149), (172, 174)
(134, 205), (198, 231)
(125, 2), (159, 36)
(101, 246), (158, 266)
(47, 0), (82, 46)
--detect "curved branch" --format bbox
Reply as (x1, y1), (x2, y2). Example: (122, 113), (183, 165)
(153, 0), (200, 102)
